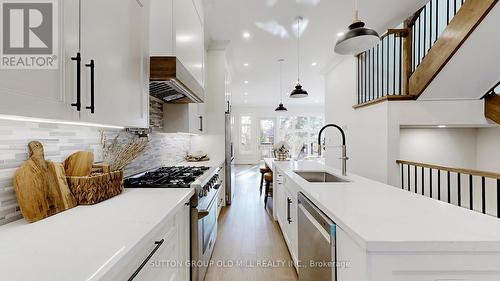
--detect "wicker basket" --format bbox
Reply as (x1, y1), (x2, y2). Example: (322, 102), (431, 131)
(66, 170), (124, 205)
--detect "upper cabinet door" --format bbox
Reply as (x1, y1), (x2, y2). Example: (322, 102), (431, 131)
(174, 0), (204, 87)
(80, 0), (149, 128)
(0, 0), (80, 121)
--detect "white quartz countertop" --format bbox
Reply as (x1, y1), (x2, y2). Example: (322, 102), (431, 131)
(0, 188), (194, 281)
(178, 158), (225, 168)
(266, 158), (500, 253)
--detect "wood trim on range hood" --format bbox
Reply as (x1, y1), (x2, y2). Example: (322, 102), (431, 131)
(150, 57), (205, 103)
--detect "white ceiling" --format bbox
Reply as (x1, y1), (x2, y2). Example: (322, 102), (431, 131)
(204, 0), (429, 106)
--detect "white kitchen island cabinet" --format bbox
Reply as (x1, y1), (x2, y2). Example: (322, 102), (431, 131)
(0, 0), (149, 128)
(267, 158), (500, 281)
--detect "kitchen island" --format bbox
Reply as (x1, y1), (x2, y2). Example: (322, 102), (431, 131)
(266, 158), (500, 281)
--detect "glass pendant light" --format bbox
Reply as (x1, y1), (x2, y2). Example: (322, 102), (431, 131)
(290, 17), (308, 98)
(334, 0), (380, 55)
(275, 59), (287, 111)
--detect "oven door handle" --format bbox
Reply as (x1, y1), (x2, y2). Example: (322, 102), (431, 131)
(197, 188), (219, 219)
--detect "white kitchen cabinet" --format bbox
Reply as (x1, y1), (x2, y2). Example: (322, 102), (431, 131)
(80, 0), (149, 128)
(0, 0), (149, 128)
(126, 203), (190, 281)
(0, 0), (79, 121)
(274, 167), (299, 267)
(150, 0), (205, 87)
(174, 0), (204, 87)
(163, 103), (204, 134)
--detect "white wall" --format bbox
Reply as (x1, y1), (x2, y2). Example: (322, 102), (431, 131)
(476, 127), (500, 172)
(399, 128), (478, 169)
(324, 57), (390, 183)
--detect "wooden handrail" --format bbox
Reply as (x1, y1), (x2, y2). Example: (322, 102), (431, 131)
(396, 160), (500, 179)
(380, 28), (408, 39)
(406, 6), (425, 27)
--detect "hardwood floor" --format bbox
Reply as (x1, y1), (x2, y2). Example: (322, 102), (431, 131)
(204, 165), (299, 281)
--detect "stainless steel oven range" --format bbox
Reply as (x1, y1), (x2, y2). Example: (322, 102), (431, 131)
(125, 165), (222, 281)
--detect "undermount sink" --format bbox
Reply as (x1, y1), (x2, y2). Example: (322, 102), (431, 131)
(294, 171), (349, 183)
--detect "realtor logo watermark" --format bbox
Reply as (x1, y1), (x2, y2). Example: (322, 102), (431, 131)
(0, 0), (58, 69)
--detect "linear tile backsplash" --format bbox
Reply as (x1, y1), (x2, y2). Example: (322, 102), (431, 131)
(0, 120), (190, 226)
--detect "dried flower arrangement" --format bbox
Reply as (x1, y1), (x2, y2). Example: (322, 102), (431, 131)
(100, 131), (149, 171)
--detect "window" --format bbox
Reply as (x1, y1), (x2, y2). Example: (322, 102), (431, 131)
(239, 115), (252, 154)
(277, 116), (324, 157)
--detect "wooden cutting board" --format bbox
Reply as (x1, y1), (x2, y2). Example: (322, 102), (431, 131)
(63, 151), (94, 177)
(13, 141), (77, 223)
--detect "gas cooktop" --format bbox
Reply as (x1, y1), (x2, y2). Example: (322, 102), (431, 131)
(125, 166), (210, 188)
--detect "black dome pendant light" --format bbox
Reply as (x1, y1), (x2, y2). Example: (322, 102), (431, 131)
(290, 17), (308, 98)
(334, 0), (380, 55)
(275, 59), (287, 111)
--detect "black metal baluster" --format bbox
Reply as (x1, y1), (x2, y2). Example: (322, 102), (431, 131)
(435, 0), (439, 44)
(469, 175), (473, 210)
(497, 179), (500, 218)
(377, 44), (380, 99)
(401, 164), (404, 189)
(454, 0), (457, 15)
(482, 177), (486, 214)
(393, 34), (396, 95)
(421, 167), (425, 196)
(424, 5), (427, 56)
(430, 0), (433, 48)
(415, 166), (418, 193)
(367, 50), (371, 101)
(407, 164), (411, 191)
(412, 25), (416, 71)
(447, 0), (450, 24)
(418, 15), (421, 67)
(357, 56), (360, 104)
(364, 53), (367, 103)
(430, 168), (433, 198)
(387, 37), (390, 95)
(447, 171), (451, 203)
(458, 173), (462, 207)
(399, 34), (402, 94)
(381, 39), (385, 96)
(438, 170), (441, 200)
(372, 47), (375, 100)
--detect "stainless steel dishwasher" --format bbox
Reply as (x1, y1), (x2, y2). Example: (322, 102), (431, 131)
(297, 192), (336, 281)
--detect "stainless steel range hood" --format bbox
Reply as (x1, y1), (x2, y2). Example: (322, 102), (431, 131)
(150, 57), (204, 103)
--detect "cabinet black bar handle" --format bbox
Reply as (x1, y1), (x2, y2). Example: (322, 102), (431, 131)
(71, 52), (81, 111)
(199, 116), (203, 132)
(287, 197), (292, 224)
(85, 59), (95, 114)
(128, 239), (164, 281)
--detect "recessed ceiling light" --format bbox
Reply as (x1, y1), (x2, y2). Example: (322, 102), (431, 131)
(244, 80), (249, 84)
(243, 32), (251, 39)
(243, 63), (249, 67)
(311, 62), (317, 66)
(244, 92), (248, 96)
(336, 32), (345, 37)
(438, 125), (447, 128)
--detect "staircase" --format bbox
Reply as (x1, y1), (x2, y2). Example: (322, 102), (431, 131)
(484, 82), (500, 124)
(354, 0), (499, 108)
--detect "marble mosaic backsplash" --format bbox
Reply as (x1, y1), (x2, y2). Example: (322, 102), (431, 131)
(0, 120), (190, 226)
